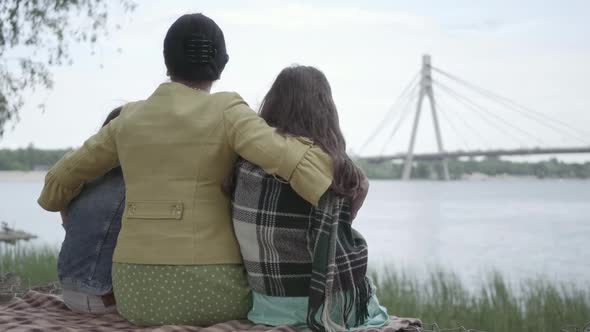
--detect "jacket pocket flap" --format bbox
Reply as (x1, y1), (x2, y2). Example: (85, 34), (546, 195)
(126, 201), (184, 220)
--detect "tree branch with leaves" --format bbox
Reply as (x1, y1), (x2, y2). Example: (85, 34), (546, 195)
(0, 0), (136, 137)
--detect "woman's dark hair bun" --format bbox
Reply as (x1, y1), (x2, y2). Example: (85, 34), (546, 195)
(164, 13), (229, 82)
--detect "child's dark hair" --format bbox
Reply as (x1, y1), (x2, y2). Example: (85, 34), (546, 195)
(102, 107), (122, 128)
(101, 106), (123, 173)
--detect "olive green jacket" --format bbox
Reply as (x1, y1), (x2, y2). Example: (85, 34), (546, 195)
(38, 82), (332, 265)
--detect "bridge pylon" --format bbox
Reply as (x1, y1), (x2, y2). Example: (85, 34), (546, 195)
(402, 55), (451, 180)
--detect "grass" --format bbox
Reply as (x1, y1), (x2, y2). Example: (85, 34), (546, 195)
(1, 246), (589, 331)
(0, 244), (58, 287)
(373, 269), (590, 332)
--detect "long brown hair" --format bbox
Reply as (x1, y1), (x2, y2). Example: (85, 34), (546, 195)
(259, 65), (363, 198)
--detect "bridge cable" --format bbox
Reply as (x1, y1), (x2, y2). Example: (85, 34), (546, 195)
(434, 97), (474, 151)
(435, 81), (543, 146)
(435, 101), (471, 151)
(432, 66), (588, 137)
(359, 72), (420, 153)
(432, 66), (589, 144)
(378, 90), (419, 155)
(434, 80), (545, 146)
(434, 93), (493, 150)
(358, 71), (420, 153)
(436, 73), (589, 145)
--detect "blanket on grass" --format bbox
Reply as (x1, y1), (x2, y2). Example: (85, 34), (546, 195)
(0, 291), (422, 332)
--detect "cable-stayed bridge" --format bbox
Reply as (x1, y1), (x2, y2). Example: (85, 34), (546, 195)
(358, 55), (590, 180)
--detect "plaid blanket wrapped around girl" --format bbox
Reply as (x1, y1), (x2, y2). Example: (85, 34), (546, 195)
(231, 159), (373, 332)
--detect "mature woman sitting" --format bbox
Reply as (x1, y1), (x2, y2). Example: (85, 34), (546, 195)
(38, 14), (334, 326)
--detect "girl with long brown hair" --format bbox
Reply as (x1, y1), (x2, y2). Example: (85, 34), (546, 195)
(230, 66), (391, 331)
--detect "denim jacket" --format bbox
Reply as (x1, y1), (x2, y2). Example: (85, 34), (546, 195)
(58, 167), (125, 295)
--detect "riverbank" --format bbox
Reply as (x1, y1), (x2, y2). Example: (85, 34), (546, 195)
(3, 170), (590, 183)
(0, 171), (46, 182)
(3, 146), (590, 180)
(355, 157), (590, 180)
(1, 246), (588, 331)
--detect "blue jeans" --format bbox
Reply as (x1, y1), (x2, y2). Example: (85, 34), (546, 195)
(58, 167), (125, 296)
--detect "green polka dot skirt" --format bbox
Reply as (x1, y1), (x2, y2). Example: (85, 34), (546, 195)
(112, 263), (252, 326)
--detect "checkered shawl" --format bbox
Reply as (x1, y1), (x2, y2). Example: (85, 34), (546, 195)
(231, 160), (372, 332)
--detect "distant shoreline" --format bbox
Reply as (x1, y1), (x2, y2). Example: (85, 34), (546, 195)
(0, 171), (46, 182)
(2, 147), (590, 180)
(1, 170), (588, 183)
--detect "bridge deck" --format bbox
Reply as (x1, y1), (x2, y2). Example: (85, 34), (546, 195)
(362, 146), (590, 163)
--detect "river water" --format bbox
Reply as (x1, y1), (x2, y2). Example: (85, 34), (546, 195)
(1, 174), (589, 288)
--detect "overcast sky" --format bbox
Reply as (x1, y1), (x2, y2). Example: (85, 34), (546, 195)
(1, 0), (589, 160)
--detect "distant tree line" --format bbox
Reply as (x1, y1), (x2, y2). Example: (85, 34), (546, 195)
(355, 156), (590, 180)
(0, 145), (70, 171)
(1, 147), (589, 179)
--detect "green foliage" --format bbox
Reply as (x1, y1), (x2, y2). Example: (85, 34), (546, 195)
(374, 269), (590, 332)
(0, 145), (70, 170)
(354, 159), (403, 179)
(1, 147), (589, 180)
(2, 245), (588, 331)
(0, 245), (58, 287)
(355, 157), (590, 180)
(0, 0), (136, 136)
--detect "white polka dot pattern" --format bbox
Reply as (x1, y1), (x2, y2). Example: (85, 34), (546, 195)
(112, 263), (252, 326)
